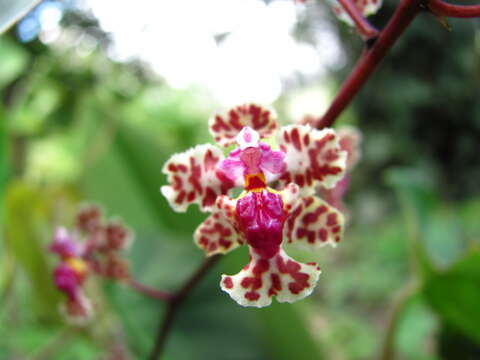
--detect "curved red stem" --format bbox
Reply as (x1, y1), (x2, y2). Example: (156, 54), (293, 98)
(316, 0), (423, 128)
(127, 278), (174, 302)
(428, 0), (480, 18)
(338, 0), (379, 40)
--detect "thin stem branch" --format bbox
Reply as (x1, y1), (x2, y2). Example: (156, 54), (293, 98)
(315, 0), (423, 129)
(127, 278), (173, 302)
(148, 255), (222, 360)
(338, 0), (379, 40)
(377, 282), (418, 360)
(428, 0), (480, 18)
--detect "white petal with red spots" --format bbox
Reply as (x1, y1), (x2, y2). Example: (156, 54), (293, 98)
(221, 248), (321, 307)
(285, 196), (344, 249)
(279, 183), (301, 213)
(337, 126), (362, 170)
(194, 196), (244, 256)
(277, 125), (347, 194)
(161, 144), (234, 212)
(209, 104), (278, 148)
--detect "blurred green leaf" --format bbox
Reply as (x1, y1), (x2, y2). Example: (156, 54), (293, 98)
(0, 108), (8, 215)
(423, 250), (480, 344)
(4, 181), (61, 319)
(385, 167), (437, 278)
(259, 303), (325, 360)
(0, 37), (29, 88)
(396, 296), (438, 360)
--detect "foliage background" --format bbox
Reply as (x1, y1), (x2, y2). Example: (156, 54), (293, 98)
(1, 0), (480, 359)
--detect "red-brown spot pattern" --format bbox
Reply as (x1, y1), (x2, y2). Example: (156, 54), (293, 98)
(277, 126), (346, 192)
(162, 145), (234, 212)
(220, 249), (321, 307)
(209, 104), (278, 147)
(194, 196), (244, 256)
(285, 195), (344, 249)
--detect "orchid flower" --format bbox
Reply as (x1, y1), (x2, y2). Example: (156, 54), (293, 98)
(161, 104), (348, 307)
(50, 227), (93, 323)
(49, 205), (133, 323)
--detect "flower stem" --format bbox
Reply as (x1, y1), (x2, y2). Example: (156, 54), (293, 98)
(148, 255), (222, 360)
(315, 0), (423, 129)
(377, 282), (418, 360)
(428, 0), (480, 18)
(337, 0), (379, 40)
(127, 278), (174, 302)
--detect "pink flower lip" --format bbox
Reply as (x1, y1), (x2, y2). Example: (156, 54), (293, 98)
(236, 190), (285, 259)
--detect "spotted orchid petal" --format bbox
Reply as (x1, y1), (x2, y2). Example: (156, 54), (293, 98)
(277, 125), (347, 194)
(161, 144), (235, 212)
(330, 0), (382, 26)
(209, 104), (278, 148)
(221, 248), (321, 307)
(194, 195), (245, 256)
(338, 126), (362, 170)
(318, 175), (350, 213)
(279, 182), (301, 213)
(285, 195), (345, 249)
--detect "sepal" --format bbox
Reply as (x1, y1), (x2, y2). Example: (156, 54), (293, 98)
(277, 125), (347, 194)
(285, 195), (344, 249)
(209, 104), (278, 148)
(161, 144), (234, 212)
(194, 196), (244, 256)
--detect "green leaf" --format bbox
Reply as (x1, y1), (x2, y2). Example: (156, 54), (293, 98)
(385, 167), (437, 278)
(4, 181), (61, 319)
(0, 107), (8, 218)
(0, 37), (29, 88)
(259, 302), (325, 360)
(422, 250), (480, 344)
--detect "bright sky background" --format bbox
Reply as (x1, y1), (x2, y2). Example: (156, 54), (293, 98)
(30, 0), (345, 111)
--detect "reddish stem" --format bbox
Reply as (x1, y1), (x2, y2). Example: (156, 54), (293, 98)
(127, 278), (174, 302)
(428, 0), (480, 17)
(148, 255), (222, 360)
(316, 0), (423, 129)
(338, 0), (379, 40)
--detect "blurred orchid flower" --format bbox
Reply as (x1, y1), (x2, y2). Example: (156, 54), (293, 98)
(50, 205), (133, 323)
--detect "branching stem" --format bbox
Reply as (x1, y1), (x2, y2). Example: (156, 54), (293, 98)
(147, 255), (222, 360)
(428, 0), (480, 18)
(127, 278), (174, 302)
(315, 0), (423, 129)
(338, 0), (379, 40)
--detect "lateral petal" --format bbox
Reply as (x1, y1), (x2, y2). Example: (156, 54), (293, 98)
(285, 195), (345, 249)
(194, 195), (244, 256)
(161, 144), (234, 212)
(277, 125), (347, 194)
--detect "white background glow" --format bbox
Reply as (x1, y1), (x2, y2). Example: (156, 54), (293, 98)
(74, 0), (344, 106)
